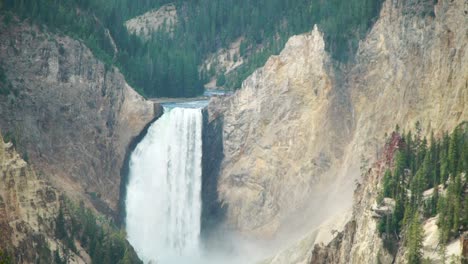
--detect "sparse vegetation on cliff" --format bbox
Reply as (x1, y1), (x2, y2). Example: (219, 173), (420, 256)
(0, 131), (141, 264)
(0, 250), (11, 264)
(54, 199), (142, 264)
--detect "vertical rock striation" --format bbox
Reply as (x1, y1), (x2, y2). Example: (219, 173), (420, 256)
(207, 26), (353, 237)
(0, 19), (155, 214)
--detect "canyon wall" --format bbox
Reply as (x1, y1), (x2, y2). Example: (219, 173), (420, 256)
(0, 18), (155, 214)
(206, 0), (467, 259)
(206, 25), (353, 238)
(348, 0), (467, 165)
(306, 0), (468, 262)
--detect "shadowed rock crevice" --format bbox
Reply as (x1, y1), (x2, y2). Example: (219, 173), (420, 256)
(201, 108), (227, 239)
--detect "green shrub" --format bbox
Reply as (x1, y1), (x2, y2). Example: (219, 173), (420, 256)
(0, 249), (12, 264)
(216, 72), (226, 87)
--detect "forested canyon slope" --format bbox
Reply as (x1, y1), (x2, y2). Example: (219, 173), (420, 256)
(0, 131), (142, 263)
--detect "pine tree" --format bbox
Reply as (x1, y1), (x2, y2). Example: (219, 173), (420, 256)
(431, 185), (439, 217)
(406, 130), (416, 173)
(463, 192), (468, 227)
(402, 201), (413, 231)
(394, 150), (407, 192)
(392, 190), (406, 234)
(448, 128), (459, 177)
(382, 169), (393, 197)
(406, 212), (424, 264)
(440, 134), (449, 185)
(459, 138), (468, 173)
(438, 192), (453, 244)
(430, 131), (441, 184)
(54, 250), (64, 264)
(422, 150), (432, 190)
(55, 207), (66, 240)
(0, 249), (11, 264)
(415, 121), (422, 143)
(452, 173), (462, 232)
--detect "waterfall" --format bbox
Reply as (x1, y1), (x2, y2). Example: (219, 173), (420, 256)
(125, 107), (203, 263)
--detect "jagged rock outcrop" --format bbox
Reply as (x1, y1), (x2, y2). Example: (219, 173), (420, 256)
(308, 132), (403, 264)
(206, 0), (467, 259)
(371, 198), (395, 218)
(207, 25), (353, 237)
(309, 167), (395, 264)
(0, 18), (155, 214)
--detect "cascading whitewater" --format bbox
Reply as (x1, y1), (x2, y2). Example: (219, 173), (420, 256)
(125, 107), (203, 263)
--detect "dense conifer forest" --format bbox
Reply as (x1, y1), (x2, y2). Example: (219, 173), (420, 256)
(0, 0), (391, 97)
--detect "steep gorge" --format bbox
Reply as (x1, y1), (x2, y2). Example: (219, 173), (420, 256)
(0, 0), (466, 262)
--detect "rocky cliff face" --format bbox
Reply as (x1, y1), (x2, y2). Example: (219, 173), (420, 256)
(309, 134), (401, 264)
(0, 132), (86, 263)
(205, 0), (467, 259)
(0, 18), (155, 214)
(348, 0), (467, 163)
(0, 131), (142, 263)
(207, 25), (353, 237)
